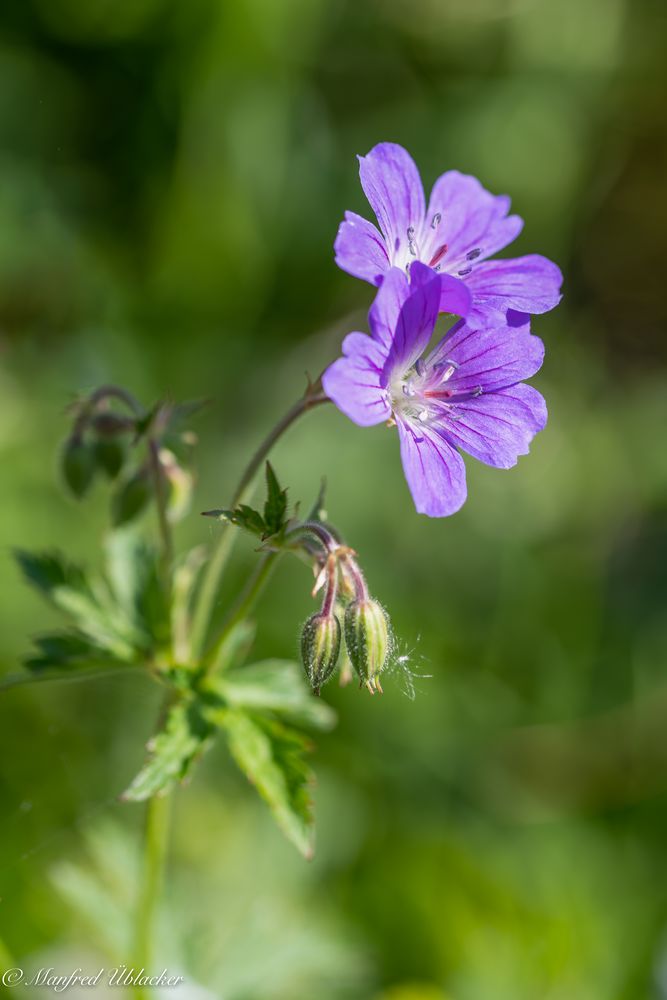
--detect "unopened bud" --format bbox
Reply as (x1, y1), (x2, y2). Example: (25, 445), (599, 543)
(344, 598), (390, 693)
(61, 435), (96, 499)
(111, 467), (152, 526)
(300, 611), (341, 695)
(95, 438), (126, 479)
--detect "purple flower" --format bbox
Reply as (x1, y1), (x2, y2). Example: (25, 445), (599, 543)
(335, 142), (562, 326)
(322, 262), (547, 517)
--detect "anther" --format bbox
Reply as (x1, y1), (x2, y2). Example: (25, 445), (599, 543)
(431, 212), (441, 229)
(415, 359), (426, 377)
(458, 267), (472, 276)
(466, 248), (482, 260)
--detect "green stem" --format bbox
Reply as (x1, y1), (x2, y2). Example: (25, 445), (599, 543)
(0, 666), (131, 694)
(190, 383), (329, 661)
(133, 792), (171, 992)
(148, 438), (173, 581)
(206, 552), (280, 670)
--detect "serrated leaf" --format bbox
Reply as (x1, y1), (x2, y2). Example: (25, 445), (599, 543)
(202, 505), (266, 537)
(222, 709), (315, 857)
(263, 462), (288, 538)
(25, 631), (126, 674)
(16, 551), (148, 663)
(15, 550), (143, 661)
(122, 700), (214, 801)
(214, 660), (336, 731)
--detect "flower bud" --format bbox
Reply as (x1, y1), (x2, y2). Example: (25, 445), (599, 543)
(111, 466), (152, 526)
(61, 435), (96, 499)
(94, 438), (126, 479)
(300, 611), (341, 695)
(344, 598), (390, 693)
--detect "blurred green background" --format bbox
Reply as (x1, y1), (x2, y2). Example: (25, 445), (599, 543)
(1, 0), (667, 996)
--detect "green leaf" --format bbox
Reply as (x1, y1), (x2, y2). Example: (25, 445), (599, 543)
(202, 505), (266, 537)
(25, 631), (126, 674)
(263, 462), (288, 538)
(122, 699), (214, 801)
(214, 660), (336, 731)
(221, 709), (315, 858)
(15, 550), (142, 660)
(105, 530), (170, 654)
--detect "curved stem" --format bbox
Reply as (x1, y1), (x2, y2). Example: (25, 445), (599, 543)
(133, 792), (171, 994)
(190, 384), (330, 661)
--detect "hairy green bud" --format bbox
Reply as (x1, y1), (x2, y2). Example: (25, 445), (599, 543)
(61, 435), (96, 499)
(300, 611), (341, 695)
(344, 598), (390, 693)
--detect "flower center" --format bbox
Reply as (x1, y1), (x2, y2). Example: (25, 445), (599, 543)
(389, 356), (482, 426)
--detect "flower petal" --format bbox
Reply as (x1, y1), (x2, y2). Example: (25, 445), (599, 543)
(436, 383), (547, 469)
(384, 263), (441, 378)
(334, 211), (389, 285)
(465, 255), (563, 317)
(429, 318), (544, 392)
(359, 143), (426, 264)
(368, 266), (411, 351)
(397, 419), (467, 517)
(322, 332), (391, 427)
(422, 170), (523, 269)
(438, 273), (473, 317)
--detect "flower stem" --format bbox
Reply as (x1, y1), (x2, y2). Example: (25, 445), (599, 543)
(190, 381), (329, 661)
(205, 552), (280, 668)
(148, 438), (173, 581)
(133, 792), (171, 994)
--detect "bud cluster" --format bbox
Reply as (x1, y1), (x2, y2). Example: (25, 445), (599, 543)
(296, 521), (392, 695)
(60, 386), (200, 528)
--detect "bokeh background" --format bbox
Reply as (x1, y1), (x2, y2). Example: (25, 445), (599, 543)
(1, 0), (667, 996)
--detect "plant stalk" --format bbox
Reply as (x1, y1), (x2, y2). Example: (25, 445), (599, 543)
(133, 792), (171, 994)
(190, 383), (329, 660)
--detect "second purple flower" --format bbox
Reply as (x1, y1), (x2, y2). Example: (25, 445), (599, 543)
(323, 263), (547, 517)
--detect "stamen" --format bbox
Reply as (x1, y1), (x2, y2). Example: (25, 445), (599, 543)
(458, 267), (472, 276)
(407, 226), (418, 257)
(415, 359), (426, 377)
(417, 408), (429, 422)
(429, 244), (448, 268)
(431, 212), (441, 229)
(433, 358), (459, 374)
(466, 248), (482, 260)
